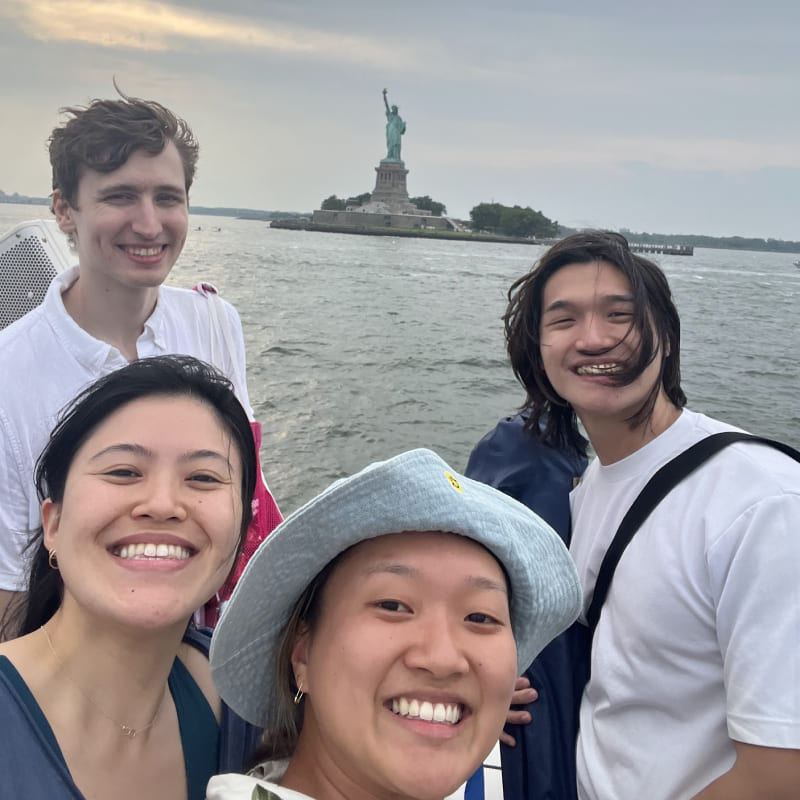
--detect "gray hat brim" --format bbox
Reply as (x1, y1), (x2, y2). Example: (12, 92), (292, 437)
(210, 448), (581, 728)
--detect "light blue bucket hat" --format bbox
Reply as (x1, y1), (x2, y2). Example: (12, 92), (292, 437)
(210, 448), (581, 728)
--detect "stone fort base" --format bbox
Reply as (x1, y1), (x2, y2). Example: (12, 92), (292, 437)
(311, 209), (453, 231)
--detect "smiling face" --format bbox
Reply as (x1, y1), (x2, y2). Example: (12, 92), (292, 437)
(53, 140), (189, 293)
(539, 260), (671, 438)
(284, 531), (517, 800)
(43, 394), (243, 631)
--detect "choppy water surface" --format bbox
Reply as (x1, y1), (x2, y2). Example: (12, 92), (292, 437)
(3, 206), (798, 512)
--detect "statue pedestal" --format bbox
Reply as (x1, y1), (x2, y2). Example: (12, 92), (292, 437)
(312, 161), (446, 227)
(311, 150), (452, 230)
(360, 161), (421, 214)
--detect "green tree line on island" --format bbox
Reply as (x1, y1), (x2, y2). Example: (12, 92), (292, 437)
(320, 193), (447, 216)
(320, 193), (371, 210)
(469, 203), (559, 239)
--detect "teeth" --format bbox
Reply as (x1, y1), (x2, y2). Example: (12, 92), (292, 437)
(115, 543), (192, 560)
(391, 697), (462, 725)
(125, 246), (163, 257)
(577, 363), (622, 375)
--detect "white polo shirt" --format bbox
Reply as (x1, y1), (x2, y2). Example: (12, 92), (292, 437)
(0, 266), (252, 590)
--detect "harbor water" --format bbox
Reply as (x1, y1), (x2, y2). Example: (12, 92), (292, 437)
(2, 204), (799, 513)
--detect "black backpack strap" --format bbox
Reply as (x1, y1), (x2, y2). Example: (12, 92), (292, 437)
(586, 432), (800, 633)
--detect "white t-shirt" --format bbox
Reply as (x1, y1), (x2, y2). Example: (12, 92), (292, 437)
(571, 409), (800, 800)
(0, 266), (253, 591)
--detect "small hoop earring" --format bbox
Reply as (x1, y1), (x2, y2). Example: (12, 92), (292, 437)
(293, 687), (305, 706)
(48, 550), (59, 570)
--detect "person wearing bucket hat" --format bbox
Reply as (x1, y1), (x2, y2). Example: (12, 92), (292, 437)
(207, 448), (581, 800)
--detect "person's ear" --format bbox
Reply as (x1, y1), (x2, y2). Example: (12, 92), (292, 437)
(52, 190), (77, 234)
(290, 623), (311, 693)
(42, 498), (62, 551)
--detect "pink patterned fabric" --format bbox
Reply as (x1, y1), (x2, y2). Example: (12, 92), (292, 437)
(204, 425), (282, 627)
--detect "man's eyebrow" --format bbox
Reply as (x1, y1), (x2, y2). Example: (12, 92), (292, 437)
(543, 293), (634, 314)
(543, 299), (572, 314)
(96, 182), (186, 195)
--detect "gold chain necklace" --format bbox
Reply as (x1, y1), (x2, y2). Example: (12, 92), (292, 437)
(40, 624), (166, 739)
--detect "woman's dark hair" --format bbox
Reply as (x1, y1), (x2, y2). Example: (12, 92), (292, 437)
(4, 355), (256, 638)
(504, 230), (686, 454)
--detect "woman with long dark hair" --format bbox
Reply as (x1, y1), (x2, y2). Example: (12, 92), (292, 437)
(0, 355), (258, 799)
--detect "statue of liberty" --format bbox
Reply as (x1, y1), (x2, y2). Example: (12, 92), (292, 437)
(381, 88), (406, 163)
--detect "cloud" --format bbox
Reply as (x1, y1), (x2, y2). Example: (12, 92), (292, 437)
(1, 0), (424, 68)
(417, 127), (800, 173)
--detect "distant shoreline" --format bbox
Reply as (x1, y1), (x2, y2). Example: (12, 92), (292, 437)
(1, 195), (797, 254)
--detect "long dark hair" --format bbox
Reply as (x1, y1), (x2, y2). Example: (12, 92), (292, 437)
(3, 355), (256, 638)
(504, 230), (686, 453)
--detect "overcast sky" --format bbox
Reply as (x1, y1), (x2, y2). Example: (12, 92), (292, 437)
(1, 0), (797, 238)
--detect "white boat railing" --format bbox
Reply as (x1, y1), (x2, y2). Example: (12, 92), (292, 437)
(0, 219), (75, 330)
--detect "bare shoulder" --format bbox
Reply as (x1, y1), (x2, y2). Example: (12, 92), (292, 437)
(177, 640), (223, 721)
(0, 629), (46, 682)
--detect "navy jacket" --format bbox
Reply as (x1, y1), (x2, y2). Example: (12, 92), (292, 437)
(467, 413), (588, 800)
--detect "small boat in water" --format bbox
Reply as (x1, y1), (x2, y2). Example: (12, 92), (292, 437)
(794, 259), (800, 268)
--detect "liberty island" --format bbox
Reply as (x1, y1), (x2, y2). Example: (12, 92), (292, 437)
(309, 89), (455, 231)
